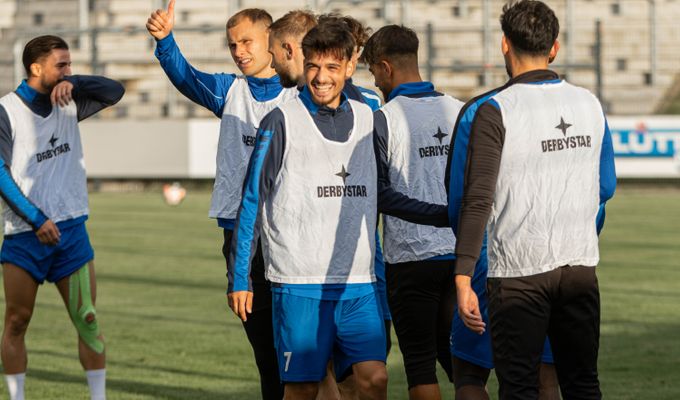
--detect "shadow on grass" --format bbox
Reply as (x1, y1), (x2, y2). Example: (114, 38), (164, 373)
(31, 349), (239, 381)
(29, 368), (257, 400)
(99, 272), (223, 291)
(31, 301), (235, 328)
(95, 242), (221, 262)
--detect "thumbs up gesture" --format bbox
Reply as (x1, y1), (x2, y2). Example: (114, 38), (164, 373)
(146, 0), (175, 40)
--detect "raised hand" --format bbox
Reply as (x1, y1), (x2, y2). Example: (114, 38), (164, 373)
(146, 0), (175, 40)
(50, 80), (74, 107)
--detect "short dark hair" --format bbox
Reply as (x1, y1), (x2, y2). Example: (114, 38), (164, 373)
(500, 0), (559, 57)
(226, 8), (272, 30)
(22, 35), (69, 76)
(318, 13), (371, 49)
(360, 24), (418, 65)
(302, 20), (355, 61)
(269, 10), (317, 39)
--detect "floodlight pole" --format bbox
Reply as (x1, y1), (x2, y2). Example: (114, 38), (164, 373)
(649, 0), (657, 86)
(79, 0), (89, 50)
(13, 39), (23, 84)
(565, 0), (574, 78)
(482, 0), (491, 87)
(594, 19), (604, 109)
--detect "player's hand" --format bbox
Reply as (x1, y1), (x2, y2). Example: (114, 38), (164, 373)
(50, 80), (74, 107)
(455, 275), (485, 335)
(36, 220), (61, 246)
(227, 290), (253, 322)
(146, 0), (175, 40)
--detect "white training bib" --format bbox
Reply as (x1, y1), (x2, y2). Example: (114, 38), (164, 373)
(381, 95), (463, 263)
(209, 77), (297, 220)
(0, 92), (88, 234)
(261, 98), (377, 284)
(488, 81), (604, 278)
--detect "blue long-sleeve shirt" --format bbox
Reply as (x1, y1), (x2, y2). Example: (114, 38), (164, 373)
(0, 77), (124, 232)
(229, 86), (448, 296)
(154, 33), (284, 118)
(155, 33), (285, 230)
(446, 70), (616, 277)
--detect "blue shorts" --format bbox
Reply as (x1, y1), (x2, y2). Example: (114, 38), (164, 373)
(272, 291), (387, 382)
(451, 246), (554, 368)
(0, 219), (94, 284)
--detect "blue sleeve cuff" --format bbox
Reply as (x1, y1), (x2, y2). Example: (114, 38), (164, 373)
(154, 32), (176, 58)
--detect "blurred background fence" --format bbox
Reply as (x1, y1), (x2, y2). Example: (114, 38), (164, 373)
(0, 0), (679, 179)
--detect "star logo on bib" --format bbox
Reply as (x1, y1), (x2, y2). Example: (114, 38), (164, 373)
(433, 127), (448, 144)
(555, 117), (572, 137)
(49, 134), (59, 148)
(335, 165), (351, 185)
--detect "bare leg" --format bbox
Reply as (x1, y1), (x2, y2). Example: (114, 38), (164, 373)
(1, 264), (39, 374)
(353, 361), (387, 400)
(538, 363), (560, 400)
(286, 382), (320, 400)
(338, 375), (359, 400)
(55, 262), (105, 370)
(317, 362), (341, 400)
(409, 384), (442, 400)
(451, 356), (491, 400)
(456, 385), (490, 400)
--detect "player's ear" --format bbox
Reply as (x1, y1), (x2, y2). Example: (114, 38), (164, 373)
(29, 62), (41, 78)
(345, 57), (355, 79)
(548, 39), (559, 64)
(380, 60), (392, 78)
(501, 35), (510, 57)
(282, 42), (294, 60)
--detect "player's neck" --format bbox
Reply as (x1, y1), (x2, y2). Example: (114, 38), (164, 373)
(509, 57), (550, 79)
(391, 69), (423, 91)
(250, 66), (277, 80)
(25, 78), (49, 95)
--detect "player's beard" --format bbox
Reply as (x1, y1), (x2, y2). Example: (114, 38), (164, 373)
(279, 72), (298, 88)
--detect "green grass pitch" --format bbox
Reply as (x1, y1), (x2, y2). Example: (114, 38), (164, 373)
(1, 187), (679, 399)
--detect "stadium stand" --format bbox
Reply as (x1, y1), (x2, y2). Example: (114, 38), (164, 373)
(0, 0), (678, 117)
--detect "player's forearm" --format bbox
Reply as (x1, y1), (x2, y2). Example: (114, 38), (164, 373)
(0, 162), (48, 230)
(154, 33), (229, 117)
(377, 185), (448, 227)
(67, 75), (125, 121)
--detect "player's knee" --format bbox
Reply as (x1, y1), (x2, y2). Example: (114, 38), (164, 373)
(84, 311), (96, 324)
(285, 382), (318, 400)
(5, 309), (32, 337)
(357, 368), (388, 394)
(69, 304), (105, 353)
(452, 357), (490, 390)
(71, 306), (100, 335)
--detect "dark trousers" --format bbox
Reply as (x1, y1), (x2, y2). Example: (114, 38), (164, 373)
(386, 259), (456, 388)
(488, 265), (601, 400)
(223, 229), (283, 400)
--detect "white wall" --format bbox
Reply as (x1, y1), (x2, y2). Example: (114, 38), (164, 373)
(80, 117), (680, 180)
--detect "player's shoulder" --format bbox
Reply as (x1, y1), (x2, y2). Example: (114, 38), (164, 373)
(260, 106), (286, 129)
(347, 98), (375, 118)
(560, 80), (603, 107)
(358, 87), (382, 111)
(441, 93), (465, 108)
